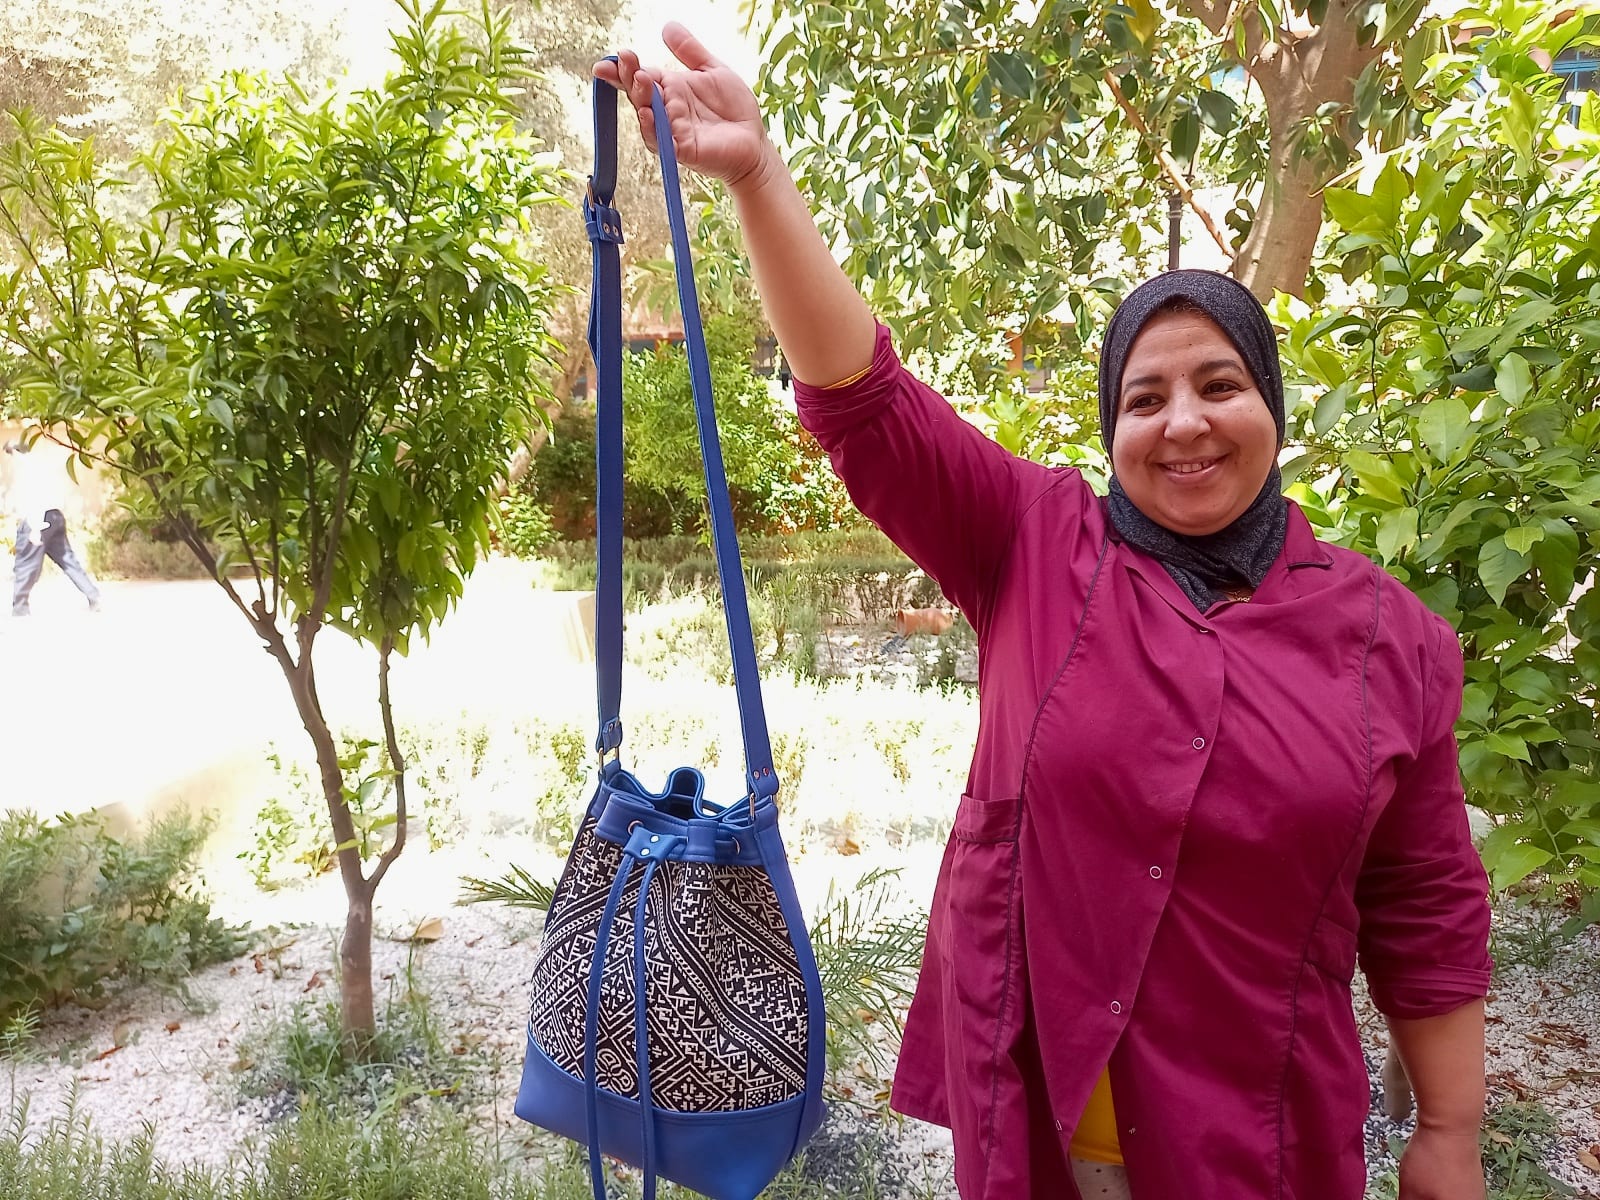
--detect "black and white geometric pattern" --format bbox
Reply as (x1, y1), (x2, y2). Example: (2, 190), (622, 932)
(528, 816), (810, 1112)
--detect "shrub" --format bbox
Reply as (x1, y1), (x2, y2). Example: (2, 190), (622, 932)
(532, 528), (946, 625)
(529, 319), (860, 540)
(1275, 16), (1600, 918)
(492, 490), (557, 560)
(0, 811), (244, 1023)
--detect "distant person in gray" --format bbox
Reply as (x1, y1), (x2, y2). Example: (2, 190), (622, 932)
(5, 439), (101, 616)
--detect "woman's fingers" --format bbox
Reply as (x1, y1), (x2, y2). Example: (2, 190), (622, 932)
(662, 22), (723, 71)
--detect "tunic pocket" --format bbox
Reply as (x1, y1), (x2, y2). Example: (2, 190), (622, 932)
(1305, 912), (1358, 984)
(953, 791), (1024, 845)
(936, 793), (1027, 1171)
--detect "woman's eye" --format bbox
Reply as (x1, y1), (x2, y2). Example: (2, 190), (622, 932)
(1128, 394), (1159, 410)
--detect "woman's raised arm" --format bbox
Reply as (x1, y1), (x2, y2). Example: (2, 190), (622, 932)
(595, 24), (876, 387)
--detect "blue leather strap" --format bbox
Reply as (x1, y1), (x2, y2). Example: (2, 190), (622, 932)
(632, 857), (660, 1200)
(583, 827), (685, 1200)
(588, 66), (625, 760)
(586, 76), (779, 801)
(583, 854), (634, 1199)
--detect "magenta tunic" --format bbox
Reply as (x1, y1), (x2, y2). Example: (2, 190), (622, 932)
(794, 326), (1492, 1200)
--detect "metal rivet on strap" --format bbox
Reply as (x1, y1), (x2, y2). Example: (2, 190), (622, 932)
(640, 848), (650, 857)
(650, 835), (660, 843)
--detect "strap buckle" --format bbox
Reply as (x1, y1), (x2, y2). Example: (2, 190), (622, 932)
(583, 178), (624, 245)
(595, 718), (623, 769)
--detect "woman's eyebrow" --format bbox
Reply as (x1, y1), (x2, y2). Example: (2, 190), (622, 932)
(1121, 358), (1246, 397)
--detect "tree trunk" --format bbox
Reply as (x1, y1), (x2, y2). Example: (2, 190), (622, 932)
(260, 619), (382, 1050)
(1230, 121), (1330, 301)
(339, 892), (377, 1043)
(1182, 0), (1382, 300)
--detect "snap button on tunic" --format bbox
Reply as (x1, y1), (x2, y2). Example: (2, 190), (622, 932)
(794, 325), (1491, 1200)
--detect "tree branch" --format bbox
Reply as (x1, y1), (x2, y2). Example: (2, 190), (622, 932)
(1101, 72), (1235, 260)
(367, 635), (409, 895)
(1183, 0), (1233, 35)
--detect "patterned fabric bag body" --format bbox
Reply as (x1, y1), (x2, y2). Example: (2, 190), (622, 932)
(514, 75), (826, 1200)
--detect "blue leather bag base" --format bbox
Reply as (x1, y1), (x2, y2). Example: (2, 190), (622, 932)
(514, 73), (826, 1200)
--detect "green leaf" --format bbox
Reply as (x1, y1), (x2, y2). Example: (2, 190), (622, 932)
(1375, 506), (1419, 563)
(1323, 186), (1374, 231)
(207, 394), (235, 433)
(1170, 109), (1200, 173)
(1415, 395), (1471, 465)
(1345, 450), (1406, 506)
(1502, 524), (1544, 555)
(1499, 667), (1557, 706)
(1530, 518), (1580, 605)
(1195, 89), (1237, 136)
(1370, 158), (1410, 229)
(1486, 840), (1552, 890)
(1495, 352), (1533, 408)
(987, 51), (1035, 100)
(1503, 87), (1535, 165)
(1483, 730), (1531, 763)
(1312, 381), (1351, 436)
(1125, 0), (1160, 45)
(1477, 536), (1530, 606)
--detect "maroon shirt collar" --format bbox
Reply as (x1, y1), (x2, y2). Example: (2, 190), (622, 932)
(1105, 499), (1334, 624)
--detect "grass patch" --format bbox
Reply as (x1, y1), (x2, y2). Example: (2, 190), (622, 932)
(229, 948), (469, 1118)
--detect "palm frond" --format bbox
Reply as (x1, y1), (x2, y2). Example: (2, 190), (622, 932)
(457, 864), (555, 911)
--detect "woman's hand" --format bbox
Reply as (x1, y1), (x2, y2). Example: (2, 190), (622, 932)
(1397, 1126), (1486, 1200)
(593, 23), (775, 191)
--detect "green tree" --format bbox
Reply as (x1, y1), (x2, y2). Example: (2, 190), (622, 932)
(621, 311), (801, 534)
(0, 0), (563, 1044)
(1274, 5), (1600, 913)
(0, 0), (342, 157)
(756, 0), (1525, 360)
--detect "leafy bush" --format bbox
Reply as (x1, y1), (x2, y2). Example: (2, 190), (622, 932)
(0, 811), (244, 1023)
(492, 490), (557, 560)
(529, 320), (858, 539)
(1275, 9), (1600, 916)
(533, 528), (945, 625)
(84, 505), (231, 581)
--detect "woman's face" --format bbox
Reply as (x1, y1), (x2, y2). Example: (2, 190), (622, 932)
(1110, 310), (1278, 536)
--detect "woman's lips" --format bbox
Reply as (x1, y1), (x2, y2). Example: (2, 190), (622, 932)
(1157, 455), (1226, 482)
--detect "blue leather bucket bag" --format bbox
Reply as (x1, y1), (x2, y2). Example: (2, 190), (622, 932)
(514, 73), (827, 1200)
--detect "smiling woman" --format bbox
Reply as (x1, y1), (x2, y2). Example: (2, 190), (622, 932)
(1110, 308), (1279, 540)
(599, 27), (1493, 1200)
(1097, 273), (1288, 608)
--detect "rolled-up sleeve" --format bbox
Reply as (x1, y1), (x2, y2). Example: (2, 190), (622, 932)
(1356, 618), (1493, 1018)
(793, 323), (1057, 622)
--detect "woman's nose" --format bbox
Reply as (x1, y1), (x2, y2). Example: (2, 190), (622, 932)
(1162, 388), (1210, 441)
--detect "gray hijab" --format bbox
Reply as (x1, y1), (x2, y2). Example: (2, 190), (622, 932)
(1097, 270), (1288, 612)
